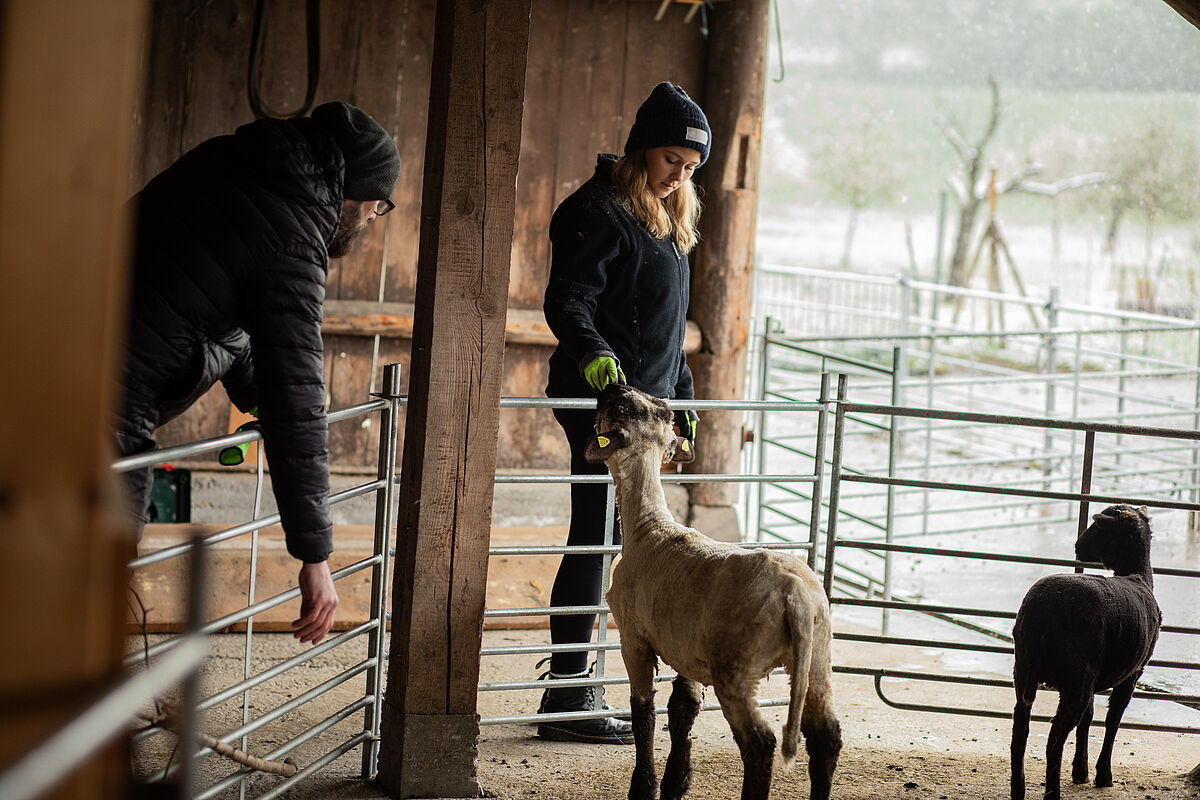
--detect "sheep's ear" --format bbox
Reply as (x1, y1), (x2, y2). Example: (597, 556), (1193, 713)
(668, 436), (695, 463)
(585, 429), (628, 462)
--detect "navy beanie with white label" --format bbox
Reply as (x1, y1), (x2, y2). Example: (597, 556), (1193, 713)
(311, 101), (401, 201)
(623, 82), (711, 166)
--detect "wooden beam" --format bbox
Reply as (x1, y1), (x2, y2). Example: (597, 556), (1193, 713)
(323, 298), (702, 351)
(0, 0), (146, 797)
(376, 0), (531, 797)
(1163, 0), (1200, 30)
(686, 0), (771, 511)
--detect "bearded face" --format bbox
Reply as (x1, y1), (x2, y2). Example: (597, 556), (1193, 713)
(326, 204), (371, 258)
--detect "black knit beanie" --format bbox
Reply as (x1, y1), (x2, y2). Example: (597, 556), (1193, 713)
(623, 82), (712, 166)
(311, 101), (401, 201)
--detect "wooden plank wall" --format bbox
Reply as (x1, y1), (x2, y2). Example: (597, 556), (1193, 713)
(134, 0), (707, 472)
(502, 1), (707, 470)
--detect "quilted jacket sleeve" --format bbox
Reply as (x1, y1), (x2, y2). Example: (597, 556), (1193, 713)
(243, 239), (332, 563)
(219, 331), (258, 414)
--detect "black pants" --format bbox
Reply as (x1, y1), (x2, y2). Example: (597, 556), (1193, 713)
(549, 407), (622, 676)
(116, 429), (155, 536)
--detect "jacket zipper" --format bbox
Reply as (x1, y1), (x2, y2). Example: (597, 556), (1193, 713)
(672, 240), (686, 339)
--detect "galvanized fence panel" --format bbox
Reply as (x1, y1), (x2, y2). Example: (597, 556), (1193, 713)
(117, 364), (404, 798)
(746, 266), (1200, 733)
(479, 379), (1200, 742)
(823, 379), (1200, 734)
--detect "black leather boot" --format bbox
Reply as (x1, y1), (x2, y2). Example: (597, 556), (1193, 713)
(535, 672), (634, 745)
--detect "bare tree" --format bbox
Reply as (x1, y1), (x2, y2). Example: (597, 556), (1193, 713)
(1025, 125), (1110, 265)
(809, 113), (905, 269)
(1098, 108), (1200, 262)
(941, 79), (1109, 289)
(941, 78), (1005, 287)
(1018, 172), (1109, 264)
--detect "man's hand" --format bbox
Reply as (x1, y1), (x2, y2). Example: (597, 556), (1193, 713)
(293, 560), (339, 645)
(583, 356), (626, 392)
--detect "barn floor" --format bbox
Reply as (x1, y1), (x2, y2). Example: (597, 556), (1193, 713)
(134, 627), (1200, 800)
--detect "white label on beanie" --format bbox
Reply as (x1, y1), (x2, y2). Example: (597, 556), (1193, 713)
(685, 126), (709, 146)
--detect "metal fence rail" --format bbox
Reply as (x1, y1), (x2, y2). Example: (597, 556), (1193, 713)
(119, 363), (405, 798)
(478, 374), (1200, 742)
(823, 374), (1200, 732)
(750, 264), (1200, 551)
(744, 268), (1200, 732)
(477, 396), (826, 726)
(0, 549), (209, 800)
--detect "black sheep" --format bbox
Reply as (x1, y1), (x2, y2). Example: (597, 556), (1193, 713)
(1010, 504), (1161, 800)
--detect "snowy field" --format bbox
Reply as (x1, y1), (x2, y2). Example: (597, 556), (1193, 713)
(755, 203), (1200, 315)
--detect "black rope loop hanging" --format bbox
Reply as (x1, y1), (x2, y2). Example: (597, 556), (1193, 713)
(247, 0), (321, 119)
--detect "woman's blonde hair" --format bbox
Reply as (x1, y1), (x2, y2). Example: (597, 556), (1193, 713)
(610, 151), (702, 253)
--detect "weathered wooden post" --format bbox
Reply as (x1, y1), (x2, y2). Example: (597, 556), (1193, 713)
(375, 0), (530, 797)
(0, 2), (146, 797)
(687, 0), (771, 539)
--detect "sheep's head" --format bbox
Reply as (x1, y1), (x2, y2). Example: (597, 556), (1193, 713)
(1076, 504), (1152, 575)
(584, 384), (695, 465)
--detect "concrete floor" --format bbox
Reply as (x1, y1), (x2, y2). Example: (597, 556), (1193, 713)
(130, 626), (1200, 800)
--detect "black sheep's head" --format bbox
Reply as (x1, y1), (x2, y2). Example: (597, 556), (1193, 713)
(1076, 504), (1152, 574)
(585, 384), (694, 465)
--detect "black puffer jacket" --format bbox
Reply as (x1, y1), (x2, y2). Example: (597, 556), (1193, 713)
(119, 116), (343, 563)
(544, 154), (694, 401)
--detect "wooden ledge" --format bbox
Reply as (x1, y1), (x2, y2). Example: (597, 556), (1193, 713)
(129, 524), (576, 632)
(323, 299), (702, 352)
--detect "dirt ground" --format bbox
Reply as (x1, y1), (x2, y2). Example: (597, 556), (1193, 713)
(132, 626), (1200, 800)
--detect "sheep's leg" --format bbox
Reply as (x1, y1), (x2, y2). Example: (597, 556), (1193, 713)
(1010, 699), (1032, 800)
(800, 690), (841, 800)
(714, 681), (776, 800)
(621, 636), (659, 800)
(1070, 698), (1094, 784)
(1010, 667), (1037, 800)
(660, 675), (703, 800)
(1095, 674), (1137, 788)
(1044, 691), (1087, 800)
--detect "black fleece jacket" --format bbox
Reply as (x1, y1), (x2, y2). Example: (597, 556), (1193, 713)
(119, 116), (343, 563)
(544, 154), (694, 401)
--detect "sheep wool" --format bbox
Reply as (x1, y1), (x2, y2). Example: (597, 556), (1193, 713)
(587, 384), (841, 800)
(1009, 504), (1161, 800)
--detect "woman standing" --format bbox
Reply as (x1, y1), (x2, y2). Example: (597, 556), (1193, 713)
(538, 82), (710, 744)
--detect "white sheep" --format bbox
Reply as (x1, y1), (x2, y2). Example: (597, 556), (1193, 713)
(586, 384), (842, 800)
(1010, 504), (1162, 800)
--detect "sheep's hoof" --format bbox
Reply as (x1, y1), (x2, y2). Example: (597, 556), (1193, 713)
(628, 769), (658, 800)
(660, 770), (691, 800)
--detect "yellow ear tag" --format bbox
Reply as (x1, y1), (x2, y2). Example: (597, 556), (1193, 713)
(597, 435), (610, 448)
(681, 440), (691, 452)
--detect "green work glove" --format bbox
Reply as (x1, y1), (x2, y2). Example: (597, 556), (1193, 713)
(219, 415), (260, 466)
(674, 408), (698, 446)
(583, 356), (626, 392)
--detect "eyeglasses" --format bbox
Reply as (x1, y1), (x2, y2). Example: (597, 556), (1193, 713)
(374, 198), (395, 216)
